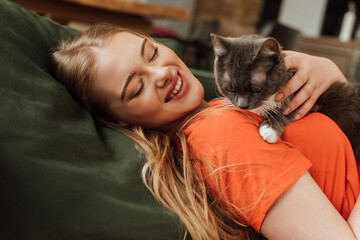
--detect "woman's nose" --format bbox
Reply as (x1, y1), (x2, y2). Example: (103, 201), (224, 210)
(148, 66), (170, 88)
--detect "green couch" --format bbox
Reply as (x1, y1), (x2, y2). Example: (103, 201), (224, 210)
(0, 0), (218, 239)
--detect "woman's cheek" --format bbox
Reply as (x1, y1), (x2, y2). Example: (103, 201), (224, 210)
(140, 92), (161, 112)
(161, 46), (181, 62)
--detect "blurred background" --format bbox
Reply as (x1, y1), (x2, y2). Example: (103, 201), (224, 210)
(12, 0), (360, 81)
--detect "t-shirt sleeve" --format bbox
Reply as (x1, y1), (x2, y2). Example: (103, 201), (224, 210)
(185, 109), (312, 232)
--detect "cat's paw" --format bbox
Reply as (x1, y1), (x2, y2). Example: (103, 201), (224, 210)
(259, 124), (279, 143)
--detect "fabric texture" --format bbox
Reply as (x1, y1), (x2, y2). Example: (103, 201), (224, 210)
(183, 99), (360, 232)
(282, 112), (360, 220)
(0, 1), (217, 239)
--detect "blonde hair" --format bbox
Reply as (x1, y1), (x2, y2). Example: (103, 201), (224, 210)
(51, 24), (261, 240)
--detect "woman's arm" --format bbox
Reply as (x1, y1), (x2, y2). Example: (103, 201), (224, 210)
(349, 194), (360, 238)
(260, 172), (358, 240)
(275, 51), (347, 120)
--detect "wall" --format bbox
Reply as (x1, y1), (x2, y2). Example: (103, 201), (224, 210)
(126, 0), (264, 38)
(193, 0), (264, 37)
(126, 0), (196, 38)
(278, 0), (328, 37)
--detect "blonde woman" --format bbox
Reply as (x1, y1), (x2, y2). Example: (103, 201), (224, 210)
(52, 24), (360, 240)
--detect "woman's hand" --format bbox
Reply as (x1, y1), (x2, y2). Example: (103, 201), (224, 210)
(275, 51), (347, 120)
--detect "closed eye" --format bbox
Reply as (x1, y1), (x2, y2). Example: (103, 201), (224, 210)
(130, 79), (144, 100)
(149, 46), (158, 62)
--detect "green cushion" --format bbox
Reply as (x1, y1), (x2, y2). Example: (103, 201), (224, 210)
(0, 0), (216, 239)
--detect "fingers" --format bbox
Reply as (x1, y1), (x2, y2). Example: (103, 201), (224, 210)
(283, 82), (316, 116)
(276, 53), (308, 102)
(276, 51), (344, 120)
(276, 70), (308, 102)
(283, 52), (298, 70)
(283, 50), (296, 57)
(294, 97), (317, 120)
(283, 78), (324, 120)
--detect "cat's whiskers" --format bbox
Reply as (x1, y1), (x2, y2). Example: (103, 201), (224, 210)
(259, 101), (287, 125)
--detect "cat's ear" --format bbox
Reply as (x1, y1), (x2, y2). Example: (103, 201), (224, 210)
(210, 33), (228, 56)
(254, 38), (281, 59)
(251, 37), (282, 89)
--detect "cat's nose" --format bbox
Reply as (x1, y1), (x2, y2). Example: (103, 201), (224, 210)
(236, 97), (249, 109)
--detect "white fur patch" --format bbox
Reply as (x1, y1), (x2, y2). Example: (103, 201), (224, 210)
(265, 94), (276, 102)
(250, 94), (278, 116)
(259, 124), (279, 143)
(224, 71), (231, 82)
(250, 107), (262, 115)
(237, 96), (248, 108)
(214, 45), (226, 56)
(251, 71), (266, 84)
(264, 94), (279, 108)
(225, 98), (233, 106)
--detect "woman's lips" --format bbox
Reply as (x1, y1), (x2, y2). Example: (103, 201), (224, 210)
(168, 72), (188, 102)
(165, 71), (179, 102)
(165, 71), (188, 102)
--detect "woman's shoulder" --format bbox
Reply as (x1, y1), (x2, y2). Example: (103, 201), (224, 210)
(182, 98), (273, 151)
(183, 99), (259, 140)
(283, 112), (349, 147)
(192, 98), (262, 127)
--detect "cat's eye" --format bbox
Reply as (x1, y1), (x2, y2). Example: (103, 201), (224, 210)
(225, 87), (235, 93)
(252, 86), (262, 93)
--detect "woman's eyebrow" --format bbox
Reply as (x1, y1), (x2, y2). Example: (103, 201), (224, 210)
(120, 38), (147, 101)
(120, 71), (135, 101)
(141, 38), (147, 57)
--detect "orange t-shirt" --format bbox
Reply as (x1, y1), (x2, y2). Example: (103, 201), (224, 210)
(183, 99), (359, 232)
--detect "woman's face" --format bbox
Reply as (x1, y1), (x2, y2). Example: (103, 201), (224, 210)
(93, 32), (206, 129)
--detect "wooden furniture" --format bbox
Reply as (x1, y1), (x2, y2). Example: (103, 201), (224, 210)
(11, 0), (190, 33)
(297, 36), (360, 81)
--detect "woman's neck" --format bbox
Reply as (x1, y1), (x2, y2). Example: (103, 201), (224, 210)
(161, 100), (210, 131)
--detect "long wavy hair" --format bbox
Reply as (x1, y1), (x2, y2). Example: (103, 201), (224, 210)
(51, 24), (263, 240)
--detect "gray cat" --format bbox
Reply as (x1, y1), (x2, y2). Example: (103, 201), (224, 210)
(211, 33), (360, 161)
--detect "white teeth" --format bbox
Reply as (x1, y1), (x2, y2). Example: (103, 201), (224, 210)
(167, 75), (182, 102)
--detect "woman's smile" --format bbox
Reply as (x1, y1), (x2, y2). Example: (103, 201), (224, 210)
(165, 71), (182, 102)
(166, 72), (188, 103)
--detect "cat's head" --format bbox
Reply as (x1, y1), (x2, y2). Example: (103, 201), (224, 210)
(211, 34), (287, 109)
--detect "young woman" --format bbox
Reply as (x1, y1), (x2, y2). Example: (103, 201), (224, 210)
(52, 24), (360, 240)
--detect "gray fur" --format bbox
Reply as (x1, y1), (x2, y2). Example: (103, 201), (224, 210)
(211, 34), (360, 161)
(314, 82), (360, 161)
